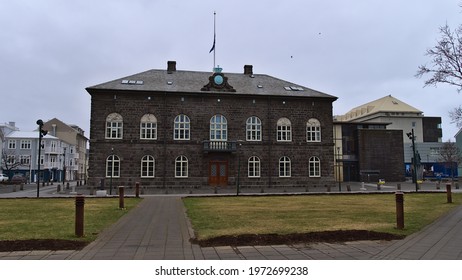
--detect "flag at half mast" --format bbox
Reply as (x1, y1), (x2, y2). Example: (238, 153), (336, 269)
(209, 11), (216, 69)
(209, 33), (215, 53)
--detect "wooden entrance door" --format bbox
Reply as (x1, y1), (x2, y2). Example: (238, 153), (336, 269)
(209, 161), (228, 186)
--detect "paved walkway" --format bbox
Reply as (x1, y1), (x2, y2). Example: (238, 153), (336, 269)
(1, 191), (462, 260)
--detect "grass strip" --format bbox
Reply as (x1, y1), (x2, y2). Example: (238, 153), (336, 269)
(0, 197), (141, 243)
(184, 193), (462, 241)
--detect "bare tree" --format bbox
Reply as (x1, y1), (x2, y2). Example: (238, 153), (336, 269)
(449, 106), (462, 128)
(1, 150), (22, 177)
(416, 23), (462, 92)
(438, 139), (462, 180)
(416, 5), (462, 127)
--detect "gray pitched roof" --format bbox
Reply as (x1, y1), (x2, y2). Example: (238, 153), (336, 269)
(87, 69), (337, 100)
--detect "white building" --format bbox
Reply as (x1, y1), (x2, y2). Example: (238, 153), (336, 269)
(3, 131), (75, 183)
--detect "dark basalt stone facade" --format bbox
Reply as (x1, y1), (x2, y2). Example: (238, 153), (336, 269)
(86, 61), (337, 191)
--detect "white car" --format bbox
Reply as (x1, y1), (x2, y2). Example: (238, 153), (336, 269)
(0, 174), (8, 182)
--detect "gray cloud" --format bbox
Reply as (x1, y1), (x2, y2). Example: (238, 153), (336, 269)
(0, 0), (460, 139)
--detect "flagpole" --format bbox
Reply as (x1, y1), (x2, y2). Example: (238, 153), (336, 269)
(213, 11), (216, 70)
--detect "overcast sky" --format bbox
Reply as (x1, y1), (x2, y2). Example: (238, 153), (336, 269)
(1, 0), (461, 140)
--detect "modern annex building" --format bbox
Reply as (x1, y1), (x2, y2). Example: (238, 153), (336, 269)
(86, 61), (337, 191)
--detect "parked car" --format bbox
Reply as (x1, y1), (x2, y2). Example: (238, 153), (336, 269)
(11, 174), (27, 184)
(0, 174), (8, 182)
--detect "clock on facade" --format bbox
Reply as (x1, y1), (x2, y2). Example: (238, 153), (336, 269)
(214, 74), (224, 85)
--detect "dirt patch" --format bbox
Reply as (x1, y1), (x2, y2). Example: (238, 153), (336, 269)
(0, 230), (405, 251)
(0, 239), (88, 252)
(191, 230), (405, 247)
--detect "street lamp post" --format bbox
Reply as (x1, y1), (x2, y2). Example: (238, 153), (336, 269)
(110, 147), (114, 195)
(406, 129), (418, 192)
(337, 147), (342, 192)
(62, 147), (66, 183)
(36, 119), (48, 198)
(236, 141), (243, 196)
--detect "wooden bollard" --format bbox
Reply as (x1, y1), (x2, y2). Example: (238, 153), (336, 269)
(119, 186), (125, 209)
(395, 191), (404, 230)
(446, 184), (453, 204)
(75, 195), (85, 237)
(346, 185), (351, 192)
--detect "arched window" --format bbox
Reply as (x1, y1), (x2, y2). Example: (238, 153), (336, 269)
(106, 113), (123, 139)
(309, 156), (321, 177)
(246, 116), (262, 141)
(307, 118), (321, 142)
(140, 114), (157, 140)
(248, 156), (261, 178)
(106, 154), (120, 178)
(141, 155), (155, 178)
(174, 114), (190, 140)
(277, 118), (292, 142)
(210, 114), (227, 141)
(175, 155), (188, 178)
(279, 156), (291, 177)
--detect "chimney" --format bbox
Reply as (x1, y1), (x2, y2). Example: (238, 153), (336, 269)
(167, 61), (176, 73)
(244, 65), (253, 75)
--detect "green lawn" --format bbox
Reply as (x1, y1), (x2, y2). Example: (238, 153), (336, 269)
(184, 193), (462, 240)
(0, 198), (141, 242)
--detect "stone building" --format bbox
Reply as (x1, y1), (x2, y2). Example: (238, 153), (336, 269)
(86, 61), (337, 191)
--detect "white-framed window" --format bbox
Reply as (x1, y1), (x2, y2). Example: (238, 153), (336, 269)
(106, 154), (120, 178)
(248, 156), (261, 178)
(50, 156), (57, 168)
(309, 156), (321, 177)
(277, 118), (292, 142)
(20, 140), (31, 149)
(430, 147), (440, 155)
(306, 118), (321, 142)
(8, 140), (16, 149)
(141, 155), (155, 178)
(106, 113), (123, 139)
(279, 156), (291, 177)
(246, 116), (262, 141)
(174, 114), (190, 140)
(7, 155), (15, 164)
(175, 155), (188, 178)
(50, 141), (58, 153)
(210, 114), (227, 141)
(20, 155), (31, 165)
(140, 114), (157, 140)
